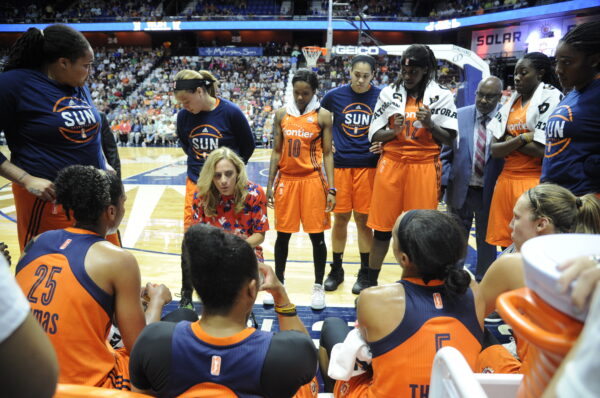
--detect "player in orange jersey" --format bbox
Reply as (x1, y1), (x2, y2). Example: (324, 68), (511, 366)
(486, 52), (563, 248)
(319, 210), (518, 397)
(15, 165), (197, 390)
(266, 69), (335, 310)
(361, 44), (458, 292)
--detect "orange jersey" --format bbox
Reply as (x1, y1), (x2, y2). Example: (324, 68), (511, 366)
(382, 97), (441, 163)
(15, 228), (125, 388)
(357, 279), (482, 398)
(278, 110), (323, 177)
(503, 98), (542, 175)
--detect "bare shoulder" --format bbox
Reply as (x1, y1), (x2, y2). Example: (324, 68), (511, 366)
(357, 283), (406, 342)
(274, 107), (287, 121)
(88, 241), (138, 271)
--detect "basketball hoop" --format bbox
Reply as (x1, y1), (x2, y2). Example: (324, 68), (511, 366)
(302, 46), (326, 68)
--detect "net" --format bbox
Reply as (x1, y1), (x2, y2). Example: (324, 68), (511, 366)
(302, 46), (325, 68)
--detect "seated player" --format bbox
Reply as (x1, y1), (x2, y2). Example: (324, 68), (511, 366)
(130, 224), (319, 397)
(319, 210), (518, 397)
(480, 183), (600, 315)
(181, 147), (269, 306)
(15, 165), (196, 390)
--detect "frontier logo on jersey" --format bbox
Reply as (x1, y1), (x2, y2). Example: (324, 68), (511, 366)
(545, 105), (573, 158)
(54, 96), (100, 143)
(341, 103), (373, 138)
(190, 124), (223, 160)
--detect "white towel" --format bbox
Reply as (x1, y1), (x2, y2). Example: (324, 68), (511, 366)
(487, 83), (563, 144)
(328, 328), (372, 381)
(368, 81), (458, 144)
(285, 94), (320, 117)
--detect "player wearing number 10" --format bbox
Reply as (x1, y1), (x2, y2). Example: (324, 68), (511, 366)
(267, 69), (335, 310)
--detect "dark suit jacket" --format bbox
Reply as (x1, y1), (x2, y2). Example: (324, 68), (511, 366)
(441, 104), (504, 210)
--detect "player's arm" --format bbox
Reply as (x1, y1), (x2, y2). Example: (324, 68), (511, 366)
(417, 105), (456, 146)
(0, 158), (55, 202)
(320, 108), (336, 212)
(491, 132), (542, 158)
(477, 254), (526, 316)
(246, 232), (265, 248)
(259, 262), (308, 335)
(234, 108), (256, 164)
(266, 109), (285, 208)
(176, 113), (191, 156)
(371, 123), (400, 144)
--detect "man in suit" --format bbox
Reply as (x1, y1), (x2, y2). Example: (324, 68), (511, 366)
(442, 76), (504, 281)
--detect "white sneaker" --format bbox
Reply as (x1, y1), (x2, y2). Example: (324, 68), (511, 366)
(262, 292), (274, 306)
(311, 283), (326, 310)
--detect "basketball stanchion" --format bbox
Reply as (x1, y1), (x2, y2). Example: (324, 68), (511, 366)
(302, 46), (326, 71)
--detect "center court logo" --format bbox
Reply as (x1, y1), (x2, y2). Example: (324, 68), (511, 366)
(341, 102), (373, 138)
(54, 96), (99, 143)
(190, 124), (223, 160)
(545, 105), (572, 158)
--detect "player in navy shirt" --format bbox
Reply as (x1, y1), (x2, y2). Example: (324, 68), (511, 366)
(174, 70), (256, 308)
(542, 21), (600, 195)
(130, 224), (318, 398)
(320, 55), (381, 293)
(0, 25), (113, 251)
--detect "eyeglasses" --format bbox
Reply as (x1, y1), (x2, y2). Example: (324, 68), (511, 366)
(476, 92), (501, 101)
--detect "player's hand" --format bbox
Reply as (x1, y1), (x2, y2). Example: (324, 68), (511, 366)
(145, 282), (172, 306)
(266, 187), (274, 209)
(521, 132), (535, 145)
(369, 141), (383, 155)
(258, 262), (284, 294)
(392, 113), (405, 127)
(557, 256), (600, 312)
(416, 105), (433, 128)
(0, 242), (10, 266)
(326, 192), (336, 212)
(22, 175), (55, 202)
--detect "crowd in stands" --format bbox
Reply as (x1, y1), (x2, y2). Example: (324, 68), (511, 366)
(1, 0), (566, 22)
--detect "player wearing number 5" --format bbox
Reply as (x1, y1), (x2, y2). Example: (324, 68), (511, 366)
(267, 69), (335, 310)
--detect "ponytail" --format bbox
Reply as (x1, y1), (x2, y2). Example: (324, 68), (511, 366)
(3, 28), (45, 71)
(575, 194), (600, 234)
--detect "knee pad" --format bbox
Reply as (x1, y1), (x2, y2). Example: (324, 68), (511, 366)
(373, 230), (392, 241)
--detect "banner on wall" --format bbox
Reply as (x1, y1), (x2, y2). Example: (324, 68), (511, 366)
(197, 47), (263, 56)
(470, 25), (527, 58)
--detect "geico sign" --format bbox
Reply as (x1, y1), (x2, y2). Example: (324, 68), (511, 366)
(332, 46), (381, 55)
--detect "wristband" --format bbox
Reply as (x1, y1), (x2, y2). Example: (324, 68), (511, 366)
(519, 134), (527, 146)
(328, 188), (337, 196)
(17, 171), (28, 182)
(275, 303), (297, 316)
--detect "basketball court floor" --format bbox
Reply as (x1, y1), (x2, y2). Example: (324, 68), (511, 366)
(0, 146), (484, 337)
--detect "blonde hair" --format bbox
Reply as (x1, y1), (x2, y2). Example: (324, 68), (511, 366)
(525, 183), (600, 234)
(174, 69), (219, 97)
(196, 147), (249, 217)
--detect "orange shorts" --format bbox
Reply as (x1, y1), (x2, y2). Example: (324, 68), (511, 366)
(334, 167), (376, 214)
(12, 183), (120, 251)
(475, 345), (521, 374)
(274, 173), (331, 233)
(98, 347), (132, 390)
(367, 157), (441, 232)
(184, 177), (197, 232)
(486, 172), (539, 247)
(334, 372), (372, 398)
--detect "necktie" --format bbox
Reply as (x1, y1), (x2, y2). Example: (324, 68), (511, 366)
(474, 116), (488, 179)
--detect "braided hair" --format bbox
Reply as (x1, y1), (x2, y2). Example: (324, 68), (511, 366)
(3, 24), (90, 72)
(393, 44), (438, 104)
(55, 165), (123, 226)
(560, 21), (600, 72)
(522, 52), (562, 90)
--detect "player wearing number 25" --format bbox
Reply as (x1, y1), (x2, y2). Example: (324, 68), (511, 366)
(15, 165), (174, 390)
(267, 69), (334, 310)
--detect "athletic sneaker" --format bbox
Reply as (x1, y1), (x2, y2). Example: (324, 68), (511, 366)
(324, 267), (344, 291)
(311, 284), (326, 310)
(262, 292), (275, 306)
(352, 268), (369, 295)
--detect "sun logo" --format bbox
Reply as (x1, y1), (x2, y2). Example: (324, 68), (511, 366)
(190, 124), (223, 160)
(545, 105), (573, 158)
(53, 96), (99, 143)
(341, 102), (373, 138)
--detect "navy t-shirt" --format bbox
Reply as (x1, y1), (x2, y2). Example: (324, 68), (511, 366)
(0, 69), (104, 180)
(321, 84), (381, 168)
(542, 77), (600, 195)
